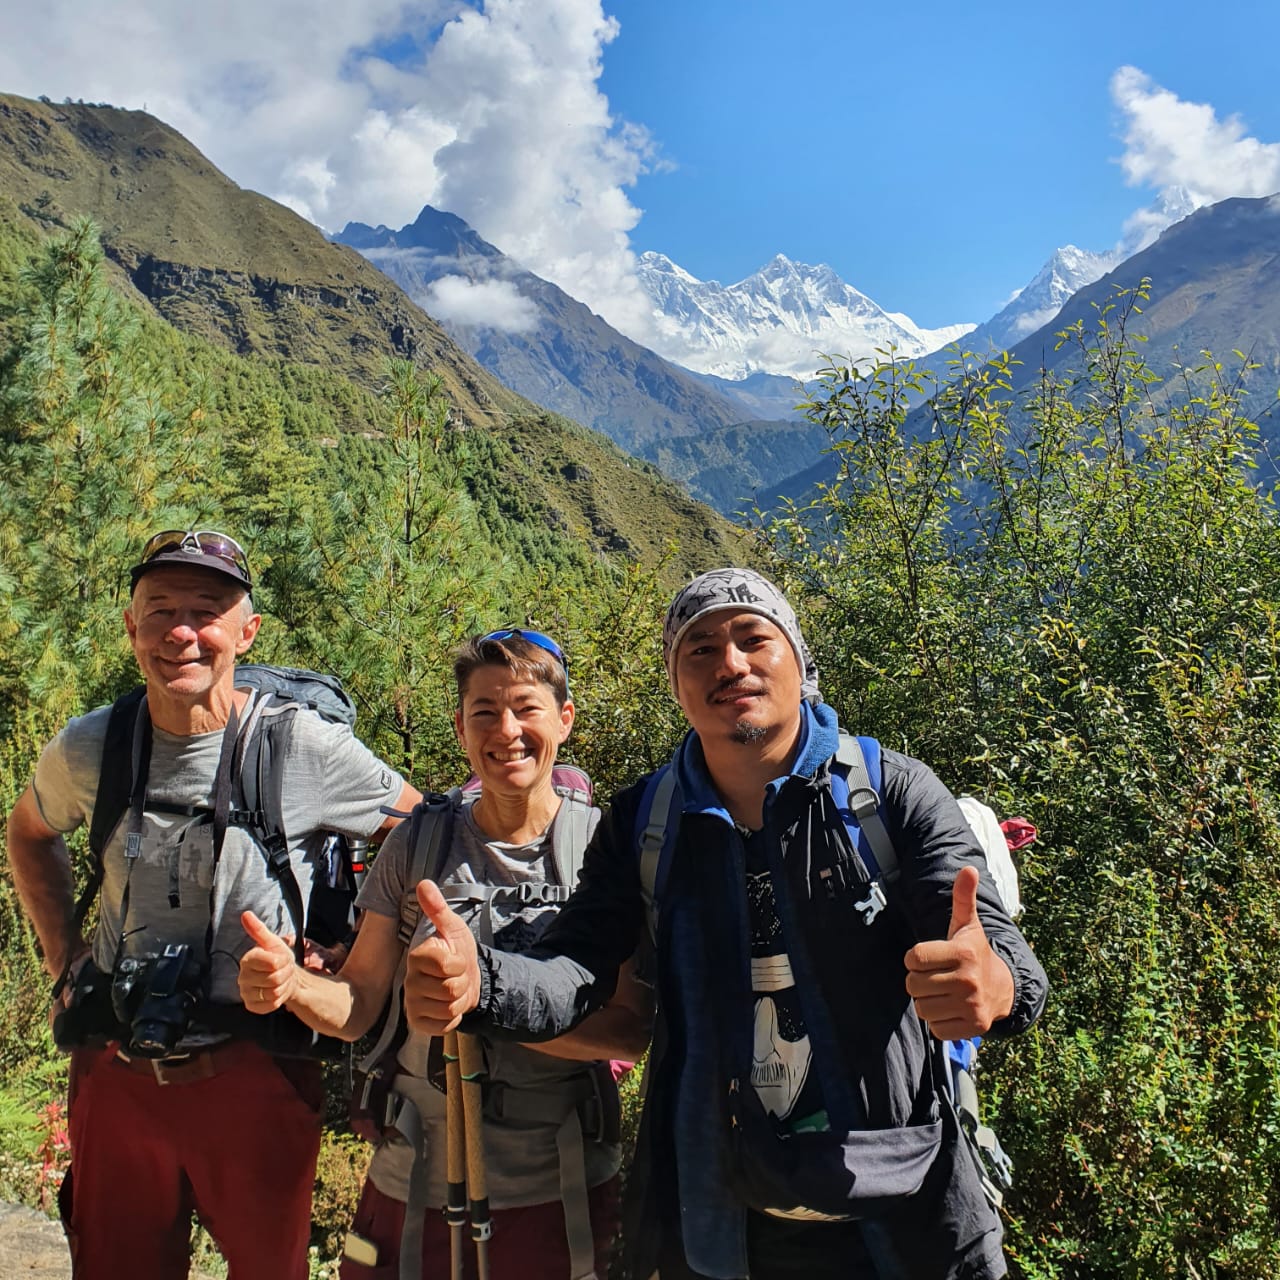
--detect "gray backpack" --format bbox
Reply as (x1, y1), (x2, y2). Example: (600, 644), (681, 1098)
(351, 769), (609, 1280)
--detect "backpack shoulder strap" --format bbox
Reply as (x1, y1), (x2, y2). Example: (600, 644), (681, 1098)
(547, 784), (594, 892)
(399, 790), (460, 948)
(88, 687), (147, 860)
(233, 696), (307, 961)
(55, 688), (148, 998)
(637, 764), (677, 943)
(234, 688), (276, 824)
(357, 792), (458, 1076)
(833, 733), (898, 883)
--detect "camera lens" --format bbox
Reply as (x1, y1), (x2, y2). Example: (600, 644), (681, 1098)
(130, 1020), (181, 1059)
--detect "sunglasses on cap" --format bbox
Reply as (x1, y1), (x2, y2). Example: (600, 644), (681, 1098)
(479, 627), (568, 673)
(136, 530), (252, 581)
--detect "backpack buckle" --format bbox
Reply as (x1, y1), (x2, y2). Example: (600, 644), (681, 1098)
(854, 880), (888, 925)
(514, 883), (568, 906)
(261, 833), (290, 877)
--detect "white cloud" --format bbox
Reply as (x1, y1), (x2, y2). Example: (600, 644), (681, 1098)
(1112, 66), (1280, 251)
(422, 275), (539, 332)
(0, 0), (664, 343)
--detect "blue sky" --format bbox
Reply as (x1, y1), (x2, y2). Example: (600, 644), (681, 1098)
(2, 0), (1279, 341)
(598, 0), (1280, 324)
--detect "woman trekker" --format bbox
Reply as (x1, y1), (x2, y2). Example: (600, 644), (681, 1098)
(237, 629), (652, 1279)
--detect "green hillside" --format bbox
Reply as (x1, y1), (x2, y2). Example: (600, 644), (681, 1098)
(0, 93), (742, 578)
(0, 93), (521, 419)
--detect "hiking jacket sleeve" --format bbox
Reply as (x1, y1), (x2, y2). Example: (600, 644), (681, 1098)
(881, 749), (1048, 1037)
(464, 783), (648, 1042)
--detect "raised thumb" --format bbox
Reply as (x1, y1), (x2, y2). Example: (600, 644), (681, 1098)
(416, 878), (462, 943)
(947, 866), (982, 940)
(240, 909), (287, 951)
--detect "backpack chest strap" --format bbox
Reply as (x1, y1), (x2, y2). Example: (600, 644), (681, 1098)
(439, 882), (573, 908)
(437, 881), (572, 947)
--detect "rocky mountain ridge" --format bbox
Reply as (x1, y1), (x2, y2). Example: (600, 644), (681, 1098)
(334, 207), (820, 512)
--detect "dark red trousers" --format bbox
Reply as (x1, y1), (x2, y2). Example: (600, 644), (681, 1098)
(61, 1041), (323, 1280)
(339, 1173), (621, 1280)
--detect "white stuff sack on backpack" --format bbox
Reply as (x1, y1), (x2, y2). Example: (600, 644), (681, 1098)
(955, 796), (1023, 919)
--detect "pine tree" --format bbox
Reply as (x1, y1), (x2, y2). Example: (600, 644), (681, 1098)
(277, 360), (505, 782)
(0, 220), (203, 725)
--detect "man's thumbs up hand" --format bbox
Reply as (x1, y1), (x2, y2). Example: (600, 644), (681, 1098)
(238, 910), (299, 1013)
(403, 880), (481, 1037)
(904, 867), (1015, 1040)
(946, 864), (982, 939)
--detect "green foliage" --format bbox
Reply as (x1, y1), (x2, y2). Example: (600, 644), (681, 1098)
(640, 418), (830, 516)
(310, 1129), (371, 1267)
(759, 287), (1280, 1277)
(270, 361), (507, 782)
(534, 556), (690, 796)
(0, 219), (208, 724)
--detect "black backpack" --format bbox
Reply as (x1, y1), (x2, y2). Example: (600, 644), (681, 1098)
(60, 663), (367, 993)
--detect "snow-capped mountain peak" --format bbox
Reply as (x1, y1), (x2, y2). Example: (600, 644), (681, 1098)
(635, 252), (974, 380)
(972, 244), (1121, 351)
(638, 249), (702, 285)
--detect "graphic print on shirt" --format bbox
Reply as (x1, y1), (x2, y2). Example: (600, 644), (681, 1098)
(747, 860), (822, 1128)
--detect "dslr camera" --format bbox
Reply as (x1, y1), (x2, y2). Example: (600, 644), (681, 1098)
(111, 942), (204, 1059)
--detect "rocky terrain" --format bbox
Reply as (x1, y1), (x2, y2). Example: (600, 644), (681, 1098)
(0, 1201), (222, 1279)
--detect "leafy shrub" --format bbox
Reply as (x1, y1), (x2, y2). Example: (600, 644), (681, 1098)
(311, 1130), (372, 1265)
(758, 288), (1280, 1277)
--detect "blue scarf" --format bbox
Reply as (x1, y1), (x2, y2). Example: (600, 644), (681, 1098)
(663, 700), (840, 1277)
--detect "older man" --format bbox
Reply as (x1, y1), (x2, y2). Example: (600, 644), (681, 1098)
(403, 567), (1047, 1280)
(6, 529), (419, 1280)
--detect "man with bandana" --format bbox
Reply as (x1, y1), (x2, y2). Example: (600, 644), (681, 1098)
(402, 568), (1048, 1280)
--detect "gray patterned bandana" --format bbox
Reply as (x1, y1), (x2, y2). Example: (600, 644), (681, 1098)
(662, 567), (820, 702)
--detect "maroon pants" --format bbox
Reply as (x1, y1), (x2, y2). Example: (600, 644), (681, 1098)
(340, 1172), (621, 1280)
(61, 1041), (323, 1280)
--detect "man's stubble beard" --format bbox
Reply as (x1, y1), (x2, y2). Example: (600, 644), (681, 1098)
(732, 720), (767, 745)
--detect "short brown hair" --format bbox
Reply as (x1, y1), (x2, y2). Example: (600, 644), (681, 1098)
(453, 633), (569, 708)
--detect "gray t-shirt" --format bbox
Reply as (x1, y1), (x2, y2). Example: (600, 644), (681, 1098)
(32, 688), (405, 1015)
(357, 799), (620, 1209)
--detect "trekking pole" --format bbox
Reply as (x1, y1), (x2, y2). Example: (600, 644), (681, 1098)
(457, 1030), (493, 1280)
(443, 1029), (467, 1280)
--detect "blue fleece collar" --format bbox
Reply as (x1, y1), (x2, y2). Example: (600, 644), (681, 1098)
(793, 698), (840, 778)
(673, 699), (840, 819)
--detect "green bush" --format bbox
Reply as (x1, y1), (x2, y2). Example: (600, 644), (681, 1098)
(758, 287), (1280, 1277)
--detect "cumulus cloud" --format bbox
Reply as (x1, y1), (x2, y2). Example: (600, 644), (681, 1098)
(0, 0), (664, 343)
(1112, 66), (1280, 251)
(422, 275), (540, 332)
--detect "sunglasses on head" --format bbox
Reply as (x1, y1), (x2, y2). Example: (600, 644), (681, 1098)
(138, 529), (251, 579)
(479, 627), (568, 672)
